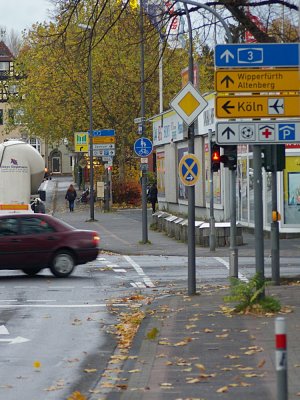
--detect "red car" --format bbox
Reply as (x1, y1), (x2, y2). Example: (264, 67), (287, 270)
(0, 213), (100, 277)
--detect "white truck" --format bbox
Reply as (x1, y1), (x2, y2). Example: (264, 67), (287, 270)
(0, 140), (45, 213)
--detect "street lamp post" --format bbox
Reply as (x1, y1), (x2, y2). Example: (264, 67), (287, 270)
(79, 24), (95, 221)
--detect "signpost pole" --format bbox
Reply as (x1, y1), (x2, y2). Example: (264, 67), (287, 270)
(184, 3), (196, 295)
(208, 129), (216, 251)
(271, 148), (280, 285)
(139, 3), (148, 244)
(229, 168), (238, 278)
(253, 145), (265, 295)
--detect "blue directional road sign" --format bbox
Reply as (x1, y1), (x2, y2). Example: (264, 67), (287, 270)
(215, 43), (299, 68)
(92, 129), (115, 136)
(134, 137), (153, 157)
(179, 154), (200, 186)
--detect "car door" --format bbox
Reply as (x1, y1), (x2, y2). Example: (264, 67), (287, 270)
(18, 216), (59, 268)
(0, 217), (21, 268)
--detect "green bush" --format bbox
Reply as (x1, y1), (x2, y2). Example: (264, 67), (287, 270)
(112, 181), (141, 206)
(224, 273), (281, 313)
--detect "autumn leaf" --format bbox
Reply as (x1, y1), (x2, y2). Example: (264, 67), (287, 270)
(194, 363), (206, 371)
(224, 354), (240, 359)
(146, 327), (159, 340)
(128, 369), (141, 373)
(216, 386), (228, 393)
(67, 391), (87, 400)
(33, 361), (41, 369)
(186, 378), (201, 384)
(84, 369), (97, 373)
(160, 382), (173, 388)
(204, 328), (214, 333)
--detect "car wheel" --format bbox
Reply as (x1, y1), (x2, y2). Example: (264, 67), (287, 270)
(22, 267), (42, 276)
(50, 250), (75, 278)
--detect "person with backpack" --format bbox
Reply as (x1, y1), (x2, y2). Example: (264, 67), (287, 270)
(65, 184), (77, 212)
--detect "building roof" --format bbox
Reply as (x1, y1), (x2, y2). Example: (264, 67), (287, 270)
(0, 41), (14, 61)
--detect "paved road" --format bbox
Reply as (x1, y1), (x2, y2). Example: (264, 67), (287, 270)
(0, 261), (121, 400)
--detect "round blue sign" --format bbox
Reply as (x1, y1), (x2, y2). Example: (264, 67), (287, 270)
(134, 137), (153, 157)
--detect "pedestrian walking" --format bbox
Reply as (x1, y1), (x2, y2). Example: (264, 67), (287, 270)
(148, 183), (158, 213)
(65, 184), (77, 212)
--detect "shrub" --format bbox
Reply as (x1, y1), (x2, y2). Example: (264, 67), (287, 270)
(112, 180), (141, 206)
(224, 273), (281, 314)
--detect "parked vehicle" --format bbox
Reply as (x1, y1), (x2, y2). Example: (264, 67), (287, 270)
(0, 213), (100, 277)
(0, 140), (45, 214)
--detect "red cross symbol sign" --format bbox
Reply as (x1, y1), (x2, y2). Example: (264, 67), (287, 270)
(258, 124), (275, 141)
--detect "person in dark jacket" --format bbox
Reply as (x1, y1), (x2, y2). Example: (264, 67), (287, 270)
(148, 183), (158, 213)
(65, 184), (77, 212)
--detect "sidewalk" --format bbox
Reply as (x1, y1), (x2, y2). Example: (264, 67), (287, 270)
(50, 177), (300, 399)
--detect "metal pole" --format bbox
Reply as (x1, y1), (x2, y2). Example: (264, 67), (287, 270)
(208, 129), (216, 251)
(271, 147), (280, 285)
(183, 3), (196, 295)
(275, 317), (288, 400)
(140, 2), (148, 243)
(87, 29), (95, 221)
(229, 168), (238, 277)
(253, 146), (265, 291)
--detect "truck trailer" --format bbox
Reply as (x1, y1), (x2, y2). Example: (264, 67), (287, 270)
(0, 140), (45, 213)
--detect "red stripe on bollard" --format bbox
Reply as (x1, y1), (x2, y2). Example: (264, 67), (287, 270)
(276, 334), (287, 350)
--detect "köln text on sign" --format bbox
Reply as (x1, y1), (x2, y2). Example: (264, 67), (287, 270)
(216, 95), (300, 119)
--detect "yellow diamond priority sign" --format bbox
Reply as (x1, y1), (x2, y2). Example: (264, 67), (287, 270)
(170, 82), (208, 126)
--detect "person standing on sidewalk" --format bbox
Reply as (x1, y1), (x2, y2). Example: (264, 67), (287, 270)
(148, 183), (158, 213)
(65, 184), (77, 212)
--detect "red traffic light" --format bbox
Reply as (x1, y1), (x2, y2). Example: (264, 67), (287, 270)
(211, 143), (221, 172)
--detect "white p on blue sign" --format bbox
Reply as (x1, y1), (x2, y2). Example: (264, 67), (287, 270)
(134, 137), (153, 157)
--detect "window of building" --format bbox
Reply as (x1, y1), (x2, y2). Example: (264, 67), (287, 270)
(28, 138), (41, 153)
(8, 109), (14, 123)
(0, 61), (9, 72)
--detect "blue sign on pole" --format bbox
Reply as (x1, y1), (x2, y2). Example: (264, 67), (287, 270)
(215, 43), (299, 68)
(92, 129), (115, 136)
(134, 137), (153, 157)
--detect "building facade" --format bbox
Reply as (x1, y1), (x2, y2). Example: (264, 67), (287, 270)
(152, 92), (300, 234)
(0, 41), (72, 176)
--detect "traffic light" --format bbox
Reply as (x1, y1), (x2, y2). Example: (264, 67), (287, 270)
(211, 142), (221, 172)
(220, 145), (237, 171)
(261, 145), (285, 172)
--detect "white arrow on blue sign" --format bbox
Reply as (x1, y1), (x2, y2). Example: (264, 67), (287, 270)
(134, 137), (153, 157)
(215, 43), (299, 68)
(92, 129), (115, 136)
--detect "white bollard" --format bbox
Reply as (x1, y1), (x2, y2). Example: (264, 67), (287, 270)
(275, 317), (288, 400)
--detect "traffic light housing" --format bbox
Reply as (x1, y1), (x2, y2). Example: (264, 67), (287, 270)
(211, 143), (221, 172)
(261, 145), (285, 172)
(220, 145), (237, 170)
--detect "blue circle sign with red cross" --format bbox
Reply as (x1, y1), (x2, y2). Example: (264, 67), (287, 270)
(179, 154), (200, 186)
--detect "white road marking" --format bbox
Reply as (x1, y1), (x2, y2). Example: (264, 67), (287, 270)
(113, 269), (127, 273)
(0, 300), (17, 302)
(123, 255), (155, 288)
(0, 325), (9, 335)
(214, 257), (249, 282)
(48, 287), (73, 290)
(26, 300), (56, 302)
(0, 336), (30, 344)
(0, 303), (127, 308)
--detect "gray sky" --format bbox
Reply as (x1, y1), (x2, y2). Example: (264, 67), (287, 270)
(0, 0), (55, 36)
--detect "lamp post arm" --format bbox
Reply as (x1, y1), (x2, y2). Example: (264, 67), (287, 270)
(178, 0), (233, 43)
